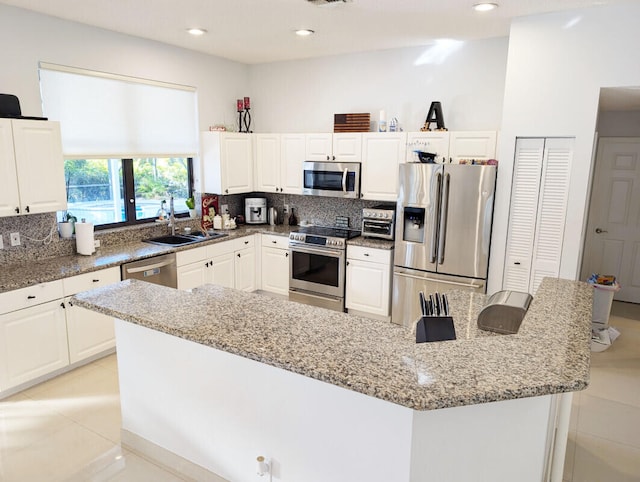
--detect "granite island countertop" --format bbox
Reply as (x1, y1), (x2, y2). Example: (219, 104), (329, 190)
(72, 277), (592, 411)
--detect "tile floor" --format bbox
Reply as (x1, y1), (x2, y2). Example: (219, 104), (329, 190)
(0, 301), (638, 481)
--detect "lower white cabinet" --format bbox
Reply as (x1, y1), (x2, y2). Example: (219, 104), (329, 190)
(62, 267), (121, 364)
(345, 246), (393, 320)
(177, 235), (257, 292)
(0, 299), (69, 391)
(261, 234), (290, 296)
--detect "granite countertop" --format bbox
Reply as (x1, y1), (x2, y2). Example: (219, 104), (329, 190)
(72, 277), (592, 411)
(347, 236), (394, 250)
(0, 225), (292, 293)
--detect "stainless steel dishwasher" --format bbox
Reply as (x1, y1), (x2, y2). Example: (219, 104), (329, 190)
(121, 253), (178, 288)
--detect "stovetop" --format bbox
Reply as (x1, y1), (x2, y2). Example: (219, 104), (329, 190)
(289, 225), (361, 249)
(293, 225), (361, 239)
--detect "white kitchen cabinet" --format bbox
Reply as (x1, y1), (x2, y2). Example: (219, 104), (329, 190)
(255, 133), (305, 194)
(503, 138), (574, 294)
(305, 133), (362, 161)
(199, 132), (253, 195)
(211, 252), (235, 288)
(0, 279), (68, 392)
(406, 131), (450, 163)
(62, 267), (120, 364)
(235, 247), (257, 292)
(449, 131), (497, 163)
(346, 246), (393, 320)
(361, 132), (407, 201)
(0, 119), (66, 217)
(261, 234), (290, 296)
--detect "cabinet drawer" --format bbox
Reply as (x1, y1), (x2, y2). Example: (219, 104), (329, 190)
(207, 238), (237, 258)
(62, 267), (121, 296)
(234, 235), (255, 251)
(261, 234), (289, 250)
(176, 245), (208, 267)
(347, 246), (392, 264)
(0, 280), (64, 315)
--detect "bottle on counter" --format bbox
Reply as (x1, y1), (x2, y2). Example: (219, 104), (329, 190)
(288, 207), (298, 226)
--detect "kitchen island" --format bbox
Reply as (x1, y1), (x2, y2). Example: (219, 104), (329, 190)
(72, 277), (592, 482)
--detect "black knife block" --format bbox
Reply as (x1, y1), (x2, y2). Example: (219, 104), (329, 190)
(416, 316), (456, 343)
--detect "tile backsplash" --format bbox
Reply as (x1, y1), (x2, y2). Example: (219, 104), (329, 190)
(0, 193), (395, 264)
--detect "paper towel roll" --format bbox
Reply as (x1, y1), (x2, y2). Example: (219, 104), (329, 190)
(75, 221), (95, 255)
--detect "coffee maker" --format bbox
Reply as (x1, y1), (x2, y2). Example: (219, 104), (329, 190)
(245, 198), (267, 224)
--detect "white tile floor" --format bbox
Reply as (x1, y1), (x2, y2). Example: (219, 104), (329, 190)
(0, 301), (638, 481)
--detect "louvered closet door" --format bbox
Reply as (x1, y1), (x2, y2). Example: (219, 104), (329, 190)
(503, 138), (574, 294)
(529, 138), (573, 293)
(503, 139), (545, 292)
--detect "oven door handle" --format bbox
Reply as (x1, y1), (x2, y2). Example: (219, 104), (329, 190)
(290, 245), (344, 258)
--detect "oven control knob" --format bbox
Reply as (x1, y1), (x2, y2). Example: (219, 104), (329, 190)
(337, 240), (343, 246)
(381, 213), (388, 218)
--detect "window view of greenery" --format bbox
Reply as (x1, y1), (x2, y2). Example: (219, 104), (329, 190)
(60, 157), (191, 227)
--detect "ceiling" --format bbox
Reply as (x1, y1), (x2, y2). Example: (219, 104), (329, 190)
(0, 0), (635, 65)
(3, 0), (639, 110)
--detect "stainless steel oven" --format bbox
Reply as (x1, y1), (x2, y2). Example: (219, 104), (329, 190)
(302, 161), (361, 199)
(288, 226), (360, 312)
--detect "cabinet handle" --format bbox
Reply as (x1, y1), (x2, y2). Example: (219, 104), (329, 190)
(272, 240), (277, 244)
(326, 155), (330, 161)
(92, 279), (100, 283)
(15, 207), (19, 214)
(364, 253), (370, 256)
(237, 253), (241, 258)
(225, 189), (229, 194)
(27, 295), (36, 299)
(332, 155), (336, 161)
(514, 262), (521, 265)
(60, 302), (65, 309)
(205, 261), (209, 267)
(285, 252), (289, 257)
(69, 301), (73, 307)
(244, 240), (249, 244)
(25, 206), (30, 213)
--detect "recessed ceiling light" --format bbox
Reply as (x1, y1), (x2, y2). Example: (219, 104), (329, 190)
(295, 29), (315, 37)
(473, 3), (498, 12)
(187, 28), (207, 36)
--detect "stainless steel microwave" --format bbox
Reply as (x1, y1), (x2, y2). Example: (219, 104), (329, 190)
(302, 161), (361, 199)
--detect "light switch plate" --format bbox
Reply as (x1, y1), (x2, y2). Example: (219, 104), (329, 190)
(0, 235), (3, 249)
(10, 232), (20, 246)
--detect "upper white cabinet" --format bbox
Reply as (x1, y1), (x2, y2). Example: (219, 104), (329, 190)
(200, 132), (253, 195)
(361, 132), (407, 201)
(0, 119), (66, 217)
(405, 131), (450, 163)
(503, 138), (573, 294)
(305, 133), (362, 161)
(449, 131), (497, 163)
(255, 133), (305, 194)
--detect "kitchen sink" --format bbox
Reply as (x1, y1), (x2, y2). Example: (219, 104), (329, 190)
(145, 232), (228, 246)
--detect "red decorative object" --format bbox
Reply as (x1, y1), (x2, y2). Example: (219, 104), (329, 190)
(236, 99), (244, 112)
(244, 96), (251, 109)
(201, 194), (219, 231)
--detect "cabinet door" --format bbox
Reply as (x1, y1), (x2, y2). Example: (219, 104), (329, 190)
(261, 247), (289, 295)
(361, 133), (407, 201)
(12, 120), (67, 214)
(255, 134), (281, 193)
(406, 131), (450, 163)
(235, 248), (256, 292)
(305, 133), (333, 161)
(221, 133), (253, 194)
(281, 134), (305, 194)
(346, 259), (391, 317)
(65, 297), (115, 364)
(177, 261), (212, 291)
(449, 131), (497, 163)
(0, 119), (20, 218)
(212, 252), (235, 288)
(333, 133), (362, 161)
(0, 300), (69, 391)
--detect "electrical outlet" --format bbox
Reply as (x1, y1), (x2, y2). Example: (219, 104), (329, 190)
(283, 204), (290, 214)
(94, 239), (101, 249)
(0, 235), (3, 249)
(221, 204), (229, 214)
(10, 232), (20, 246)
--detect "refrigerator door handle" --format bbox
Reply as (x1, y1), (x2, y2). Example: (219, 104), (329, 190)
(437, 172), (450, 264)
(394, 271), (484, 289)
(431, 172), (442, 263)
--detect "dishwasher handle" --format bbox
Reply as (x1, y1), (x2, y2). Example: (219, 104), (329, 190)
(124, 258), (175, 274)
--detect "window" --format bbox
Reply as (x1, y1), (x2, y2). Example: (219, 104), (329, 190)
(61, 157), (193, 228)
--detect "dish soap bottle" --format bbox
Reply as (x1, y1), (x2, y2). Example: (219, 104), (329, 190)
(288, 207), (298, 226)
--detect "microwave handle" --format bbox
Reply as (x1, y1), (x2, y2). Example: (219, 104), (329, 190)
(342, 168), (348, 194)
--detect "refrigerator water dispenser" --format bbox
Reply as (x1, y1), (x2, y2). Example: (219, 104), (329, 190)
(403, 207), (425, 243)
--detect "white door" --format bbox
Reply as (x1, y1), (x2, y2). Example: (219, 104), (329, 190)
(332, 133), (362, 161)
(235, 248), (256, 292)
(177, 261), (211, 291)
(212, 252), (235, 288)
(255, 134), (281, 193)
(221, 134), (253, 194)
(261, 247), (289, 295)
(582, 138), (640, 302)
(65, 298), (115, 364)
(280, 134), (305, 194)
(406, 131), (450, 163)
(346, 259), (390, 317)
(449, 131), (497, 164)
(0, 120), (20, 217)
(305, 133), (332, 161)
(361, 133), (407, 201)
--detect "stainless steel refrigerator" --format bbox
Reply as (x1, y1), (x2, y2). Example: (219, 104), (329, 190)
(392, 163), (497, 327)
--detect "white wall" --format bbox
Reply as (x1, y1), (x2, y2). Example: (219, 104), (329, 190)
(488, 3), (640, 293)
(597, 110), (640, 137)
(248, 37), (509, 133)
(0, 5), (248, 132)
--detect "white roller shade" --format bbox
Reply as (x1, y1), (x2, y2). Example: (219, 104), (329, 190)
(39, 63), (198, 158)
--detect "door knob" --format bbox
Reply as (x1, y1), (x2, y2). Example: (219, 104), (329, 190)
(595, 228), (608, 234)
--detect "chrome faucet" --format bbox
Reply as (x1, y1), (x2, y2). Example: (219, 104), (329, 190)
(169, 196), (176, 236)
